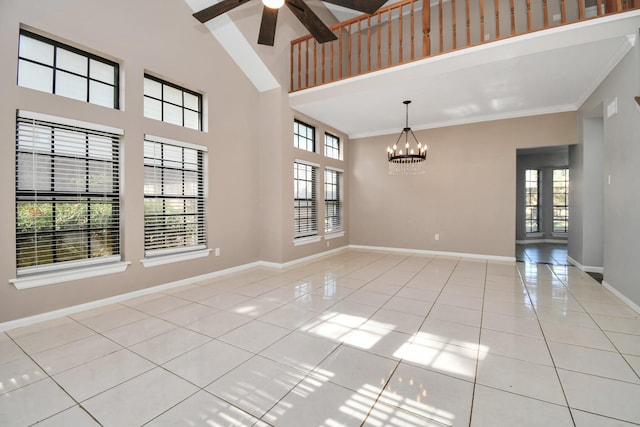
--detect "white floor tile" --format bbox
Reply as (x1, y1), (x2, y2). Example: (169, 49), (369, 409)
(155, 302), (219, 326)
(128, 326), (211, 365)
(368, 308), (426, 335)
(218, 319), (291, 353)
(9, 317), (95, 354)
(558, 368), (640, 424)
(476, 353), (566, 405)
(0, 354), (47, 394)
(379, 362), (474, 426)
(102, 316), (176, 347)
(364, 401), (450, 426)
(548, 341), (640, 383)
(470, 385), (573, 427)
(606, 331), (640, 356)
(82, 367), (198, 426)
(163, 339), (253, 387)
(0, 378), (75, 426)
(53, 348), (154, 401)
(571, 409), (640, 427)
(264, 377), (376, 427)
(206, 355), (306, 417)
(261, 330), (339, 373)
(33, 405), (101, 427)
(313, 345), (397, 394)
(479, 329), (552, 365)
(147, 390), (259, 426)
(30, 334), (121, 376)
(185, 310), (253, 338)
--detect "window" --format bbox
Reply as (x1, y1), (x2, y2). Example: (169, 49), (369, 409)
(553, 168), (569, 233)
(17, 30), (119, 109)
(525, 169), (539, 233)
(15, 113), (121, 275)
(294, 120), (315, 152)
(144, 136), (207, 257)
(144, 75), (202, 131)
(324, 132), (341, 160)
(294, 161), (317, 238)
(325, 169), (343, 234)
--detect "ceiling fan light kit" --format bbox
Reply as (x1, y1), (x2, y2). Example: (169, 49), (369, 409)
(193, 0), (387, 46)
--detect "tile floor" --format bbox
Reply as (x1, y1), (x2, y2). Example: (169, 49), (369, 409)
(1, 249), (640, 426)
(516, 242), (568, 266)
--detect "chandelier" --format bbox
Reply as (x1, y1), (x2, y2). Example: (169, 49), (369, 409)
(387, 100), (427, 175)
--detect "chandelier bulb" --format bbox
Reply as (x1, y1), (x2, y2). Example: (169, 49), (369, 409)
(399, 149), (403, 155)
(393, 144), (397, 150)
(410, 149), (414, 154)
(262, 0), (285, 8)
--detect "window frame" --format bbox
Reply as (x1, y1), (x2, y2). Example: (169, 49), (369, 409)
(294, 161), (318, 239)
(15, 111), (123, 278)
(143, 74), (203, 131)
(294, 119), (316, 153)
(324, 168), (343, 234)
(324, 132), (341, 160)
(17, 29), (120, 109)
(143, 135), (208, 259)
(552, 168), (569, 234)
(525, 169), (540, 234)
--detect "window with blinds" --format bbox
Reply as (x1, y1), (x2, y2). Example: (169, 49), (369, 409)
(17, 30), (119, 109)
(144, 136), (207, 257)
(325, 168), (342, 233)
(143, 75), (202, 131)
(294, 161), (317, 238)
(15, 114), (121, 275)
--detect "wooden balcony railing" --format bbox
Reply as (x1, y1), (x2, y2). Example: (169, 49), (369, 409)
(290, 0), (638, 91)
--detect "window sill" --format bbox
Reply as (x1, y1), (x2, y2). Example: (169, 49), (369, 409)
(10, 261), (130, 290)
(141, 248), (211, 268)
(325, 231), (345, 240)
(293, 235), (322, 246)
(525, 232), (544, 238)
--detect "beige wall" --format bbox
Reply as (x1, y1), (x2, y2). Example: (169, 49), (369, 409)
(0, 0), (264, 322)
(348, 112), (576, 258)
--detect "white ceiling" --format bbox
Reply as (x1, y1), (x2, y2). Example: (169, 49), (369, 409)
(290, 11), (640, 138)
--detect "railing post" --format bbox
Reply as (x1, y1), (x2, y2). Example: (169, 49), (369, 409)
(560, 0), (566, 23)
(509, 0), (516, 35)
(290, 42), (294, 91)
(578, 0), (585, 19)
(367, 16), (372, 71)
(480, 0), (485, 43)
(439, 0), (444, 53)
(543, 0), (549, 27)
(495, 0), (500, 38)
(423, 0), (431, 56)
(410, 1), (415, 60)
(453, 0), (458, 49)
(526, 0), (532, 31)
(399, 4), (404, 62)
(465, 0), (470, 47)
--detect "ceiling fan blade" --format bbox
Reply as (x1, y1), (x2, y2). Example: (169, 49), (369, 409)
(258, 6), (279, 46)
(286, 0), (337, 43)
(193, 0), (252, 23)
(322, 0), (388, 15)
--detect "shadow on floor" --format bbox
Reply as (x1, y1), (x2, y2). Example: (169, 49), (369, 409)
(516, 242), (603, 283)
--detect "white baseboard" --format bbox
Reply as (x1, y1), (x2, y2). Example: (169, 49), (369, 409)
(567, 255), (604, 274)
(0, 260), (264, 332)
(516, 239), (568, 244)
(348, 245), (516, 262)
(602, 280), (640, 315)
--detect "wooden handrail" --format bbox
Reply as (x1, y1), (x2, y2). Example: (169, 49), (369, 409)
(290, 0), (640, 92)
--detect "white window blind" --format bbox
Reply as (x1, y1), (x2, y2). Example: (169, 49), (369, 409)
(294, 161), (318, 238)
(144, 136), (207, 257)
(15, 114), (121, 275)
(325, 168), (342, 233)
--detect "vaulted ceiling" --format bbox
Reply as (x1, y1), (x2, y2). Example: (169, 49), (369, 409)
(185, 1), (640, 138)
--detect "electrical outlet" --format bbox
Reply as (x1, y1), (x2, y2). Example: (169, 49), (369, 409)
(435, 233), (440, 241)
(215, 248), (220, 256)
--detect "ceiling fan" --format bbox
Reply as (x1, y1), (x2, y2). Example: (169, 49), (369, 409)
(193, 0), (388, 46)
